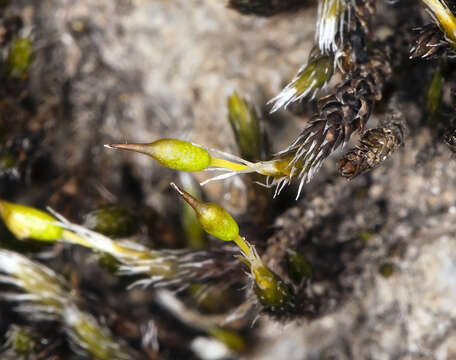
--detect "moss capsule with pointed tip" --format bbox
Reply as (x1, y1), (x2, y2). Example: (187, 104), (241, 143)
(106, 139), (211, 172)
(171, 183), (239, 242)
(171, 182), (296, 314)
(0, 200), (62, 241)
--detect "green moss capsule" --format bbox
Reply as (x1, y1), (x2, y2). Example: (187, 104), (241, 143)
(0, 200), (62, 241)
(106, 139), (211, 172)
(171, 183), (239, 242)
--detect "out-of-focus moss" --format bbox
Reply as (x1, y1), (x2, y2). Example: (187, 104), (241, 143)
(7, 37), (33, 78)
(0, 153), (17, 175)
(228, 93), (262, 161)
(6, 326), (36, 356)
(97, 253), (121, 274)
(426, 67), (443, 119)
(63, 308), (132, 360)
(378, 262), (395, 278)
(360, 230), (373, 243)
(83, 206), (138, 238)
(189, 284), (237, 314)
(209, 327), (246, 353)
(286, 250), (312, 284)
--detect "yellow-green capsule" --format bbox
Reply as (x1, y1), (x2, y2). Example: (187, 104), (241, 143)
(171, 183), (239, 242)
(0, 200), (62, 241)
(106, 139), (211, 172)
(7, 37), (33, 78)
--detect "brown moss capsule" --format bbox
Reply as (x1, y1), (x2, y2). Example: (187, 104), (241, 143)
(339, 109), (406, 179)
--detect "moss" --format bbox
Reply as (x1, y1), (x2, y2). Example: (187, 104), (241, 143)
(253, 265), (295, 315)
(209, 327), (246, 353)
(7, 326), (36, 356)
(83, 206), (138, 238)
(7, 37), (33, 78)
(286, 250), (312, 284)
(378, 263), (395, 278)
(426, 67), (443, 119)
